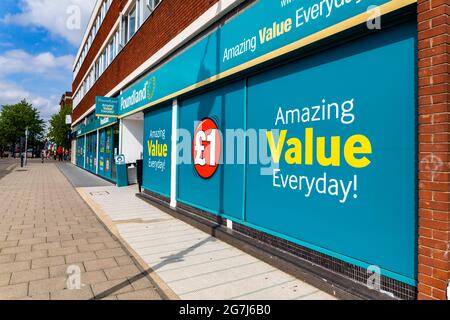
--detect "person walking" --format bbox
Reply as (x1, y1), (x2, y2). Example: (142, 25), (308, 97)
(57, 146), (63, 162)
(41, 149), (46, 163)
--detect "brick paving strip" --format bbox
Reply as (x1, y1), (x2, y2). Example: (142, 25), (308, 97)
(0, 161), (163, 300)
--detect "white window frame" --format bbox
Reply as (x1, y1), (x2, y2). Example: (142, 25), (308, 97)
(127, 4), (137, 41)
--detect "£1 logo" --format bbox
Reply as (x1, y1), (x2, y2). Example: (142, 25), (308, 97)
(192, 118), (221, 179)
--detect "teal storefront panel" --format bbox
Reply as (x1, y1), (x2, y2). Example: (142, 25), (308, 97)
(117, 0), (414, 117)
(86, 132), (97, 173)
(76, 136), (85, 168)
(177, 81), (246, 220)
(143, 104), (172, 197)
(105, 128), (114, 180)
(245, 23), (417, 284)
(99, 130), (106, 176)
(97, 127), (114, 181)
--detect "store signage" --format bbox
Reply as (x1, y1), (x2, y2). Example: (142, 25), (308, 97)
(117, 0), (415, 117)
(95, 96), (119, 117)
(143, 104), (172, 197)
(120, 77), (156, 114)
(115, 154), (126, 165)
(192, 118), (221, 179)
(170, 22), (417, 285)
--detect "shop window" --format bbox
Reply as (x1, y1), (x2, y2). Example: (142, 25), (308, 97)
(121, 14), (128, 46)
(95, 60), (99, 80)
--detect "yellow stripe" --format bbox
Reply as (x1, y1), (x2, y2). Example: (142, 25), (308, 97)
(119, 0), (416, 119)
(96, 114), (119, 118)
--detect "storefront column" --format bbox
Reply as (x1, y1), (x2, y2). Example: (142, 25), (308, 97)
(119, 118), (123, 155)
(83, 135), (87, 168)
(96, 129), (100, 175)
(170, 98), (178, 208)
(417, 0), (450, 300)
(71, 139), (76, 165)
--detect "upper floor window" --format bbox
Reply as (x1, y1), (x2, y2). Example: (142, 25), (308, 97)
(73, 0), (113, 78)
(128, 6), (137, 41)
(74, 0), (165, 109)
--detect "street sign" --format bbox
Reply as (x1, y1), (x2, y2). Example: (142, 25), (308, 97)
(115, 154), (126, 165)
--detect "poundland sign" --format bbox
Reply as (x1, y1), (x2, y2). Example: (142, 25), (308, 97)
(120, 77), (156, 113)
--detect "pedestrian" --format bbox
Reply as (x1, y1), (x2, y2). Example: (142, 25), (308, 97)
(41, 149), (46, 163)
(64, 149), (69, 161)
(53, 149), (57, 161)
(57, 146), (63, 162)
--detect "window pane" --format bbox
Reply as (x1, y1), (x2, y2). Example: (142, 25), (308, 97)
(122, 16), (128, 44)
(143, 0), (151, 20)
(109, 41), (113, 63)
(128, 7), (136, 40)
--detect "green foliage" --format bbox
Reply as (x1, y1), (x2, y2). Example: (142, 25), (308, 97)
(0, 99), (45, 151)
(47, 103), (72, 149)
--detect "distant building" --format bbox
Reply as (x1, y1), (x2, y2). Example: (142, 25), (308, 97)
(60, 92), (73, 111)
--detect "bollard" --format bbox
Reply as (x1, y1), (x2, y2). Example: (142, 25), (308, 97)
(136, 159), (143, 193)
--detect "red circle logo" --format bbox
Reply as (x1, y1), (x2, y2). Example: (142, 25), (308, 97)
(192, 118), (221, 179)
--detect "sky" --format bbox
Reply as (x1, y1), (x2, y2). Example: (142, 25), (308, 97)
(0, 0), (96, 121)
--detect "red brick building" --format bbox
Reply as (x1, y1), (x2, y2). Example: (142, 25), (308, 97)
(60, 92), (73, 111)
(72, 0), (449, 300)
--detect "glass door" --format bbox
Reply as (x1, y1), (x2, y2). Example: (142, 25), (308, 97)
(111, 124), (120, 181)
(98, 129), (106, 177)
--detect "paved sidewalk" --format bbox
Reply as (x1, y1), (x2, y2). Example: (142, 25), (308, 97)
(0, 158), (17, 180)
(0, 160), (162, 300)
(71, 167), (336, 300)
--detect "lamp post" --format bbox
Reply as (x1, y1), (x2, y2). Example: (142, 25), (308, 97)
(24, 127), (28, 166)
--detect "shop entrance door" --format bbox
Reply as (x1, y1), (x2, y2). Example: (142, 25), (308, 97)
(111, 124), (120, 181)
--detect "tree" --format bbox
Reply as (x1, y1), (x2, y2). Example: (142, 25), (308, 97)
(47, 103), (72, 150)
(0, 99), (45, 154)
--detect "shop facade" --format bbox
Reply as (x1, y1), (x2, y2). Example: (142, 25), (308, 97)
(73, 115), (119, 182)
(71, 0), (449, 300)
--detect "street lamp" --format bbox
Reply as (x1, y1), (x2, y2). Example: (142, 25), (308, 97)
(24, 127), (28, 166)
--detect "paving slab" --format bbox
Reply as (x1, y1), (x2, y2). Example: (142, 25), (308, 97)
(76, 182), (336, 301)
(0, 161), (162, 300)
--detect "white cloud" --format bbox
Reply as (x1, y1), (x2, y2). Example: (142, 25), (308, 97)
(0, 49), (74, 121)
(2, 0), (96, 46)
(0, 49), (74, 76)
(0, 80), (60, 120)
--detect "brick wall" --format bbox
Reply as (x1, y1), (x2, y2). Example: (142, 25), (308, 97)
(73, 0), (125, 91)
(72, 0), (219, 123)
(417, 0), (449, 300)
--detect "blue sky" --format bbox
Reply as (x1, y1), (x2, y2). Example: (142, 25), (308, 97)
(0, 0), (95, 121)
